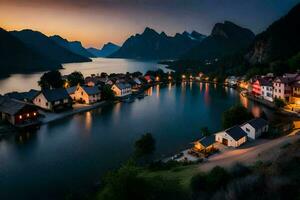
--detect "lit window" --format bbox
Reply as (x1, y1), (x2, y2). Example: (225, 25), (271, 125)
(19, 115), (22, 119)
(33, 112), (37, 116)
(27, 113), (30, 117)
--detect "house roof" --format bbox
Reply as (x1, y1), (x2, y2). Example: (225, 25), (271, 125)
(81, 86), (101, 95)
(245, 118), (268, 130)
(66, 86), (77, 94)
(115, 83), (131, 90)
(225, 126), (247, 141)
(259, 78), (272, 87)
(198, 135), (215, 148)
(5, 89), (39, 101)
(0, 96), (36, 115)
(41, 88), (70, 102)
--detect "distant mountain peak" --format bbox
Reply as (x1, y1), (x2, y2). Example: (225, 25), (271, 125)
(143, 27), (159, 36)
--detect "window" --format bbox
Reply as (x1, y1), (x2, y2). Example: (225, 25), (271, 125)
(246, 128), (250, 132)
(46, 102), (48, 106)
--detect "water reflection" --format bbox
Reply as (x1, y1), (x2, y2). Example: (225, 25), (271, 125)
(204, 83), (210, 105)
(146, 87), (153, 96)
(199, 82), (203, 92)
(240, 94), (249, 108)
(156, 84), (160, 98)
(85, 112), (92, 132)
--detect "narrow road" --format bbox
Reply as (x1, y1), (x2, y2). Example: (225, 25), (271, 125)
(199, 130), (300, 172)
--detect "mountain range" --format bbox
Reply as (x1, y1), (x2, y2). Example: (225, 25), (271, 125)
(246, 3), (300, 64)
(109, 27), (206, 59)
(181, 21), (255, 61)
(50, 35), (95, 58)
(87, 42), (120, 57)
(0, 29), (92, 76)
(0, 28), (61, 76)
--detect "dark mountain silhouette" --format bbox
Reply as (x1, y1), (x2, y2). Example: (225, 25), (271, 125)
(182, 21), (255, 61)
(0, 28), (60, 76)
(246, 3), (300, 64)
(11, 29), (91, 64)
(109, 27), (206, 59)
(87, 42), (120, 57)
(50, 35), (95, 58)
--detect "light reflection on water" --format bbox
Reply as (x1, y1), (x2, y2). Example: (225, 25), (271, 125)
(0, 58), (169, 94)
(0, 82), (275, 200)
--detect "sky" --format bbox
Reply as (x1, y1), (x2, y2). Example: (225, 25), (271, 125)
(0, 0), (300, 48)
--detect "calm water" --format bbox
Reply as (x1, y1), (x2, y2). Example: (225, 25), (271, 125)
(0, 59), (271, 199)
(0, 58), (168, 94)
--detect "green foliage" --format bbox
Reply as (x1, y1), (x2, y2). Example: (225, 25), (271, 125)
(134, 133), (155, 157)
(97, 161), (188, 200)
(288, 52), (300, 71)
(222, 104), (253, 129)
(67, 71), (84, 87)
(274, 98), (286, 108)
(102, 85), (115, 100)
(190, 166), (230, 195)
(38, 70), (64, 89)
(200, 126), (211, 137)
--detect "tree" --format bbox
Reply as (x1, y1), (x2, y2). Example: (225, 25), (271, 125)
(67, 71), (84, 87)
(98, 160), (187, 200)
(274, 98), (286, 108)
(38, 70), (64, 89)
(102, 85), (115, 100)
(200, 126), (211, 137)
(222, 104), (253, 129)
(134, 133), (155, 157)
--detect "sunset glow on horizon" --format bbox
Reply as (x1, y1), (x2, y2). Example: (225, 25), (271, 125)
(1, 0), (299, 48)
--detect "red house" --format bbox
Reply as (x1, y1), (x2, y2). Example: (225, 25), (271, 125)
(0, 96), (40, 127)
(252, 79), (262, 96)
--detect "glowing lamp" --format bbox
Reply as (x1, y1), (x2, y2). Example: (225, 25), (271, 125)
(19, 115), (22, 119)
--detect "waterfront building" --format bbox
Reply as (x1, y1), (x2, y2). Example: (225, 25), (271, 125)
(240, 118), (268, 140)
(215, 126), (247, 147)
(273, 77), (292, 102)
(0, 96), (40, 127)
(193, 135), (215, 153)
(251, 79), (262, 96)
(73, 85), (101, 104)
(260, 79), (273, 102)
(33, 88), (72, 111)
(111, 83), (132, 97)
(291, 80), (300, 105)
(225, 76), (238, 87)
(5, 89), (39, 103)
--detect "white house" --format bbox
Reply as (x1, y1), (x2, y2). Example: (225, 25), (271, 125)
(33, 88), (72, 111)
(111, 83), (132, 97)
(260, 79), (273, 102)
(73, 85), (101, 104)
(226, 76), (238, 87)
(215, 126), (247, 148)
(241, 118), (269, 140)
(273, 77), (292, 102)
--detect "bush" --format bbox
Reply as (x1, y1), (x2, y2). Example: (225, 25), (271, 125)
(274, 98), (286, 108)
(134, 133), (156, 157)
(230, 163), (251, 178)
(222, 104), (253, 129)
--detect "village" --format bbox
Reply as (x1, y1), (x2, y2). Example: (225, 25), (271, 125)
(1, 70), (300, 162)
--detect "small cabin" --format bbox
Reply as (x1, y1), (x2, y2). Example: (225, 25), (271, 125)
(215, 126), (247, 148)
(111, 83), (132, 97)
(74, 85), (101, 104)
(0, 96), (40, 127)
(33, 88), (72, 111)
(193, 135), (216, 153)
(241, 118), (269, 140)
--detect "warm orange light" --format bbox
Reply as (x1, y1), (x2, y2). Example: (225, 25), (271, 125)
(168, 76), (172, 80)
(33, 112), (37, 116)
(182, 75), (186, 79)
(189, 75), (193, 79)
(155, 76), (160, 81)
